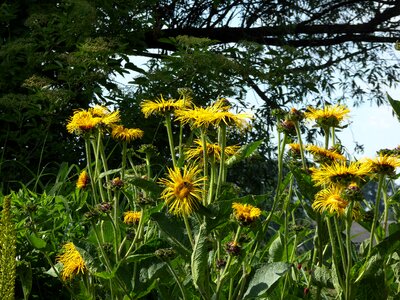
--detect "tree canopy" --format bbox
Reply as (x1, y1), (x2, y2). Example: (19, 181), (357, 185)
(1, 0), (400, 192)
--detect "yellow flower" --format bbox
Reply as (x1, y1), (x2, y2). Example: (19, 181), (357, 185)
(76, 170), (90, 189)
(306, 145), (346, 163)
(112, 125), (144, 142)
(360, 154), (400, 176)
(311, 161), (370, 187)
(141, 95), (192, 118)
(185, 139), (239, 161)
(56, 242), (87, 281)
(123, 211), (141, 225)
(175, 99), (252, 130)
(312, 186), (360, 218)
(159, 165), (206, 216)
(305, 104), (350, 128)
(232, 202), (261, 225)
(66, 106), (120, 135)
(66, 110), (101, 134)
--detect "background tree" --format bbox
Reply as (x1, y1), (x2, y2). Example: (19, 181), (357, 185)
(1, 0), (400, 193)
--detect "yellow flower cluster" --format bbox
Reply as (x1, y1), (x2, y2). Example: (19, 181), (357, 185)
(185, 139), (240, 162)
(232, 202), (261, 225)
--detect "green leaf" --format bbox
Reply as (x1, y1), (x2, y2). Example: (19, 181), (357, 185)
(124, 253), (155, 263)
(45, 262), (63, 278)
(150, 212), (192, 260)
(17, 262), (32, 299)
(191, 224), (210, 296)
(26, 233), (47, 249)
(387, 93), (400, 120)
(268, 233), (284, 262)
(312, 265), (334, 288)
(98, 168), (121, 179)
(242, 262), (290, 299)
(128, 177), (163, 196)
(226, 140), (263, 167)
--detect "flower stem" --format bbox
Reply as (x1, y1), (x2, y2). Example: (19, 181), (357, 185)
(345, 201), (354, 300)
(183, 214), (195, 248)
(368, 174), (385, 258)
(294, 121), (307, 169)
(165, 114), (177, 167)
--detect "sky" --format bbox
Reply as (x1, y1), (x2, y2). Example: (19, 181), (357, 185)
(339, 89), (400, 159)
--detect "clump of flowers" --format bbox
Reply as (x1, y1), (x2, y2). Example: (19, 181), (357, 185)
(185, 139), (239, 162)
(56, 242), (87, 281)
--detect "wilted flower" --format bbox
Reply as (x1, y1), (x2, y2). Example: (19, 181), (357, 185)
(277, 119), (296, 136)
(225, 241), (241, 256)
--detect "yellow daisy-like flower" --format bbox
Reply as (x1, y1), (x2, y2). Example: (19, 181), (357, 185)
(141, 95), (192, 118)
(305, 104), (350, 128)
(123, 211), (141, 225)
(112, 125), (144, 142)
(76, 170), (90, 189)
(175, 100), (252, 130)
(66, 106), (120, 135)
(306, 145), (346, 163)
(232, 202), (261, 225)
(311, 161), (370, 187)
(312, 186), (360, 218)
(66, 110), (101, 134)
(185, 139), (240, 161)
(56, 242), (87, 281)
(360, 154), (400, 176)
(159, 165), (206, 216)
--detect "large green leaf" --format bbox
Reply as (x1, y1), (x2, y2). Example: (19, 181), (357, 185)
(150, 212), (192, 260)
(226, 140), (263, 167)
(242, 262), (290, 299)
(191, 224), (210, 297)
(387, 93), (400, 120)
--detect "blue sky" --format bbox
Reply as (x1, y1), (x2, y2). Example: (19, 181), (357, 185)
(340, 89), (400, 158)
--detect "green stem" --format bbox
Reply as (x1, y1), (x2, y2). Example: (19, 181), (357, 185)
(368, 174), (385, 258)
(216, 124), (227, 196)
(200, 129), (209, 205)
(183, 215), (195, 248)
(165, 114), (177, 167)
(326, 217), (345, 293)
(323, 126), (330, 149)
(294, 121), (307, 169)
(331, 126), (336, 147)
(345, 202), (354, 300)
(121, 142), (127, 180)
(207, 156), (216, 205)
(165, 260), (187, 300)
(382, 180), (389, 238)
(334, 217), (347, 274)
